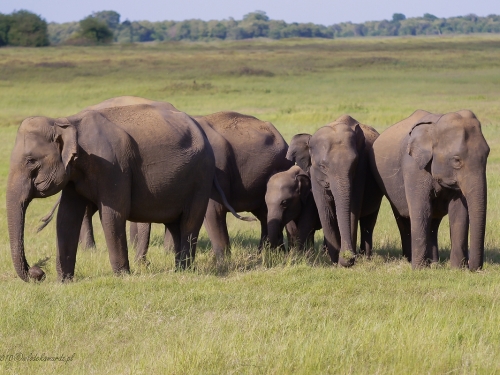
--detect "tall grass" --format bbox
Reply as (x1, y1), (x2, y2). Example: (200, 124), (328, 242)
(1, 35), (500, 374)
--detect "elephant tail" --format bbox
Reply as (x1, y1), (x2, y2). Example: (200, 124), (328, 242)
(213, 177), (257, 222)
(36, 195), (61, 232)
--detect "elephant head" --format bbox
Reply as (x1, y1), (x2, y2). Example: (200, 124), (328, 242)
(309, 115), (365, 265)
(407, 110), (489, 270)
(265, 166), (311, 249)
(6, 116), (77, 281)
(286, 134), (312, 174)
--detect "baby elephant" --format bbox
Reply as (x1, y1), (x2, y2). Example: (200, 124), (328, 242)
(265, 165), (321, 250)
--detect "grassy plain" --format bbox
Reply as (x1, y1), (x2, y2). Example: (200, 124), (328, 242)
(1, 35), (500, 374)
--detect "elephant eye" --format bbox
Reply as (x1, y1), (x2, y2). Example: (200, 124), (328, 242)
(451, 156), (462, 169)
(281, 200), (287, 207)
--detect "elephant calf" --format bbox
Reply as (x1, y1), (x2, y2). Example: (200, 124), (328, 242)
(265, 165), (321, 251)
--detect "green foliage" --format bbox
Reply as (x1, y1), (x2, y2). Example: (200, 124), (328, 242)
(392, 13), (406, 22)
(1, 36), (500, 373)
(0, 10), (49, 47)
(92, 10), (120, 30)
(78, 16), (113, 44)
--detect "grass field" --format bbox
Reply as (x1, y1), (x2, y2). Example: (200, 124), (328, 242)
(1, 35), (500, 374)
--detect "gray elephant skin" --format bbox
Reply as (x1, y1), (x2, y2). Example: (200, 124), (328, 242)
(370, 110), (489, 270)
(265, 165), (321, 250)
(290, 115), (382, 266)
(7, 99), (216, 282)
(71, 97), (292, 261)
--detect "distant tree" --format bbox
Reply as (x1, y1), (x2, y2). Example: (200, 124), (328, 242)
(0, 13), (11, 46)
(423, 13), (438, 20)
(92, 11), (120, 30)
(392, 13), (406, 22)
(243, 11), (269, 22)
(79, 16), (113, 44)
(7, 10), (49, 46)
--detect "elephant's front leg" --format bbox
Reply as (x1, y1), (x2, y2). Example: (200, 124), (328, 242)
(405, 175), (433, 269)
(56, 183), (89, 281)
(100, 206), (130, 275)
(448, 195), (469, 268)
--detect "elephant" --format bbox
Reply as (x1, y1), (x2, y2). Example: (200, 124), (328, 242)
(41, 97), (292, 261)
(7, 100), (223, 282)
(370, 110), (490, 270)
(265, 165), (321, 250)
(291, 115), (382, 266)
(130, 108), (294, 260)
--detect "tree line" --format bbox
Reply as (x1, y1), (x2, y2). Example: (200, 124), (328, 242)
(1, 9), (500, 47)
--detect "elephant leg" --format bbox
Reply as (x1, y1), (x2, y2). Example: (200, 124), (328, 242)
(164, 225), (174, 252)
(405, 183), (432, 269)
(392, 206), (411, 262)
(429, 218), (442, 264)
(56, 184), (89, 281)
(285, 220), (299, 251)
(100, 207), (130, 275)
(177, 192), (209, 270)
(253, 206), (269, 251)
(359, 210), (379, 258)
(134, 223), (152, 262)
(79, 203), (97, 249)
(204, 200), (229, 261)
(448, 195), (469, 268)
(130, 221), (139, 248)
(166, 222), (182, 267)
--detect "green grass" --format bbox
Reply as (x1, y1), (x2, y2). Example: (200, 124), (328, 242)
(1, 35), (500, 374)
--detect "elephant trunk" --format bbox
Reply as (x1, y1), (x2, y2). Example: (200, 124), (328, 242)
(267, 216), (285, 249)
(6, 174), (44, 281)
(331, 176), (355, 266)
(462, 175), (487, 271)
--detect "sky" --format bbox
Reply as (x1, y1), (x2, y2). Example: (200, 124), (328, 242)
(0, 0), (498, 25)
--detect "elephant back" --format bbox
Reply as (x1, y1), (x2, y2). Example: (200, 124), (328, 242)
(86, 96), (179, 112)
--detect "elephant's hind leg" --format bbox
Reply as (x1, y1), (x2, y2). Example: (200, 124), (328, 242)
(359, 209), (379, 258)
(392, 207), (411, 262)
(429, 218), (442, 264)
(204, 200), (229, 261)
(176, 192), (210, 270)
(133, 222), (152, 263)
(79, 203), (97, 249)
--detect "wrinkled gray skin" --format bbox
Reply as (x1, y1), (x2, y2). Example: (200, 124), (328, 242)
(265, 165), (321, 250)
(293, 116), (382, 266)
(370, 110), (489, 270)
(72, 97), (292, 260)
(7, 99), (215, 282)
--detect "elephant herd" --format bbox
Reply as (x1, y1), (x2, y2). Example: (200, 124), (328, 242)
(6, 96), (489, 282)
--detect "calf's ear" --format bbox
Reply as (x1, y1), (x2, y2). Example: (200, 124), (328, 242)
(296, 173), (311, 205)
(54, 118), (78, 169)
(407, 121), (435, 170)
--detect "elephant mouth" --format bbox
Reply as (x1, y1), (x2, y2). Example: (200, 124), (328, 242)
(436, 179), (459, 190)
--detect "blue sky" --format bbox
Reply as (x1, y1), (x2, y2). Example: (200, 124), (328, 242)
(1, 0), (498, 24)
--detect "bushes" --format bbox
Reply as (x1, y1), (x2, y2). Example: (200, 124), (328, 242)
(0, 10), (49, 47)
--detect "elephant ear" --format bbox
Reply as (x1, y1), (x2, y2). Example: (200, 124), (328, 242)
(295, 172), (311, 205)
(407, 121), (435, 170)
(54, 118), (78, 169)
(353, 124), (365, 152)
(287, 134), (312, 174)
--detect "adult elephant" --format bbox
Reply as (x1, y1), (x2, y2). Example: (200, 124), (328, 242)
(292, 116), (382, 266)
(265, 165), (321, 251)
(7, 100), (217, 282)
(131, 108), (293, 261)
(370, 110), (489, 270)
